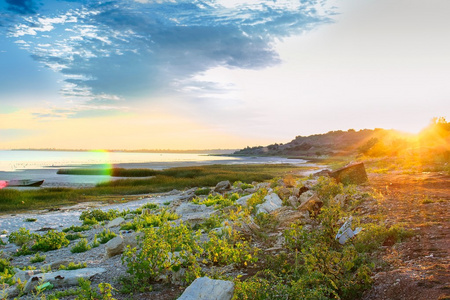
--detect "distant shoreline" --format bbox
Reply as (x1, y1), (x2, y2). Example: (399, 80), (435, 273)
(8, 148), (237, 154)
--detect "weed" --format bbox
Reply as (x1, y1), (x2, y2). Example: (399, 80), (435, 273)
(66, 233), (86, 241)
(97, 229), (117, 244)
(30, 253), (46, 263)
(59, 262), (87, 270)
(24, 218), (37, 222)
(71, 238), (91, 253)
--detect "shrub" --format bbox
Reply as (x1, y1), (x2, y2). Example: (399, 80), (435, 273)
(120, 209), (179, 231)
(75, 278), (116, 300)
(141, 203), (159, 210)
(66, 233), (86, 241)
(0, 257), (15, 286)
(8, 227), (35, 246)
(71, 239), (91, 253)
(194, 187), (211, 196)
(203, 229), (258, 267)
(30, 253), (46, 263)
(24, 218), (37, 222)
(80, 209), (119, 223)
(59, 262), (87, 270)
(63, 225), (90, 233)
(32, 230), (70, 252)
(192, 193), (240, 209)
(97, 229), (117, 244)
(82, 217), (99, 226)
(122, 222), (203, 290)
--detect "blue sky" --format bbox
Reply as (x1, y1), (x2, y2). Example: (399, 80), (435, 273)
(0, 0), (449, 149)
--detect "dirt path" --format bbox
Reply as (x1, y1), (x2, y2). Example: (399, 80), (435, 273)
(362, 172), (450, 300)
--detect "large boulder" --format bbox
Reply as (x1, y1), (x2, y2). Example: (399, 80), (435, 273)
(24, 268), (106, 293)
(175, 203), (217, 226)
(235, 194), (253, 207)
(105, 236), (124, 258)
(256, 193), (283, 214)
(106, 217), (125, 228)
(214, 181), (232, 193)
(298, 194), (323, 216)
(178, 277), (234, 300)
(330, 162), (368, 185)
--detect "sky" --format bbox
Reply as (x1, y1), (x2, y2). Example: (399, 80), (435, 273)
(0, 0), (449, 150)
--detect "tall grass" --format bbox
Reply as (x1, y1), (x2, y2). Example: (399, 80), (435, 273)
(0, 164), (299, 213)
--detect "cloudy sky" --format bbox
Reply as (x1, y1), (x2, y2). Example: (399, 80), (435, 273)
(0, 0), (449, 150)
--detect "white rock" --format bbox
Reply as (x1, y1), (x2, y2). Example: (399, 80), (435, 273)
(299, 190), (315, 204)
(236, 194), (253, 207)
(176, 203), (210, 215)
(24, 268), (106, 293)
(214, 180), (231, 192)
(256, 193), (283, 214)
(106, 217), (125, 228)
(178, 277), (234, 300)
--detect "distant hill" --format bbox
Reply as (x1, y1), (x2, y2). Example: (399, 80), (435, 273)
(234, 118), (450, 160)
(234, 128), (393, 157)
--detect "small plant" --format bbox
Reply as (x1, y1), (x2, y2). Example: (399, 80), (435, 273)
(82, 217), (99, 226)
(66, 233), (86, 241)
(59, 262), (87, 270)
(192, 193), (239, 208)
(141, 203), (159, 210)
(163, 201), (170, 206)
(80, 209), (119, 223)
(91, 236), (100, 248)
(194, 187), (211, 196)
(76, 278), (117, 300)
(63, 225), (91, 233)
(30, 253), (46, 263)
(421, 197), (434, 204)
(24, 218), (37, 222)
(8, 227), (35, 246)
(32, 230), (70, 252)
(71, 238), (91, 253)
(97, 229), (117, 244)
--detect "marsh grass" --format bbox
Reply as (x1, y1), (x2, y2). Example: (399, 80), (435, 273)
(0, 164), (298, 213)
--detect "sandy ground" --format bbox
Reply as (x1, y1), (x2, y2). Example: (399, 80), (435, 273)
(362, 172), (450, 300)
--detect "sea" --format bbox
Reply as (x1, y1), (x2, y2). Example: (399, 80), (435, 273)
(0, 150), (310, 188)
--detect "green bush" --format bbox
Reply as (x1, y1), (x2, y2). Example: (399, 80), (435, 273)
(71, 238), (91, 253)
(32, 230), (70, 252)
(8, 227), (35, 246)
(120, 209), (179, 231)
(194, 187), (211, 196)
(30, 253), (46, 263)
(59, 262), (87, 270)
(122, 222), (203, 290)
(82, 217), (99, 226)
(80, 209), (119, 223)
(66, 233), (86, 241)
(97, 229), (117, 244)
(141, 203), (159, 210)
(63, 225), (91, 233)
(192, 193), (239, 209)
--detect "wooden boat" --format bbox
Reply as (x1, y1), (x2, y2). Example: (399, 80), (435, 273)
(7, 179), (45, 187)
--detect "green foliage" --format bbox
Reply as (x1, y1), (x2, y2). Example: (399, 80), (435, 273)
(32, 230), (70, 252)
(254, 213), (278, 231)
(63, 225), (91, 233)
(75, 278), (116, 300)
(91, 236), (100, 248)
(120, 209), (179, 231)
(8, 227), (35, 246)
(141, 202), (159, 210)
(82, 217), (99, 226)
(24, 218), (37, 222)
(122, 222), (203, 290)
(80, 209), (119, 223)
(66, 232), (86, 241)
(194, 187), (211, 196)
(192, 193), (238, 208)
(59, 262), (87, 270)
(71, 238), (91, 253)
(203, 229), (258, 267)
(194, 214), (224, 231)
(30, 252), (46, 263)
(97, 229), (117, 244)
(246, 188), (268, 214)
(0, 257), (15, 285)
(312, 176), (344, 203)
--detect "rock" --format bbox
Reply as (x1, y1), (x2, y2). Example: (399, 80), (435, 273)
(176, 203), (210, 215)
(13, 268), (37, 282)
(273, 207), (310, 227)
(255, 182), (271, 189)
(256, 193), (283, 214)
(334, 194), (350, 207)
(330, 162), (368, 185)
(298, 194), (323, 216)
(299, 190), (315, 204)
(288, 196), (299, 208)
(303, 180), (318, 189)
(106, 217), (125, 228)
(313, 169), (331, 177)
(276, 187), (291, 200)
(236, 194), (254, 207)
(214, 181), (232, 193)
(0, 285), (19, 298)
(178, 277), (234, 300)
(42, 260), (70, 271)
(123, 232), (143, 249)
(243, 187), (257, 193)
(105, 236), (124, 258)
(24, 268), (106, 293)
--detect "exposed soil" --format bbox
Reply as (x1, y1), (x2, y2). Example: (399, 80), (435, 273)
(362, 172), (450, 300)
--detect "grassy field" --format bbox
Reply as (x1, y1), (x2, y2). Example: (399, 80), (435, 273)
(0, 164), (303, 213)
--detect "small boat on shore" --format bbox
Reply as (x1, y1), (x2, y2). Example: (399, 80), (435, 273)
(7, 179), (45, 187)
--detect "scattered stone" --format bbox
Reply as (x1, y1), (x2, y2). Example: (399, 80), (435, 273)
(214, 181), (232, 193)
(236, 194), (254, 207)
(106, 217), (125, 228)
(177, 277), (234, 300)
(256, 193), (283, 214)
(330, 162), (368, 185)
(24, 268), (106, 293)
(298, 194), (323, 216)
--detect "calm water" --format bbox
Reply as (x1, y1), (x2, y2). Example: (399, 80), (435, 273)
(0, 150), (308, 188)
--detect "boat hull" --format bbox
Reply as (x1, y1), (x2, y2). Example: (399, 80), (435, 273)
(7, 180), (45, 187)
